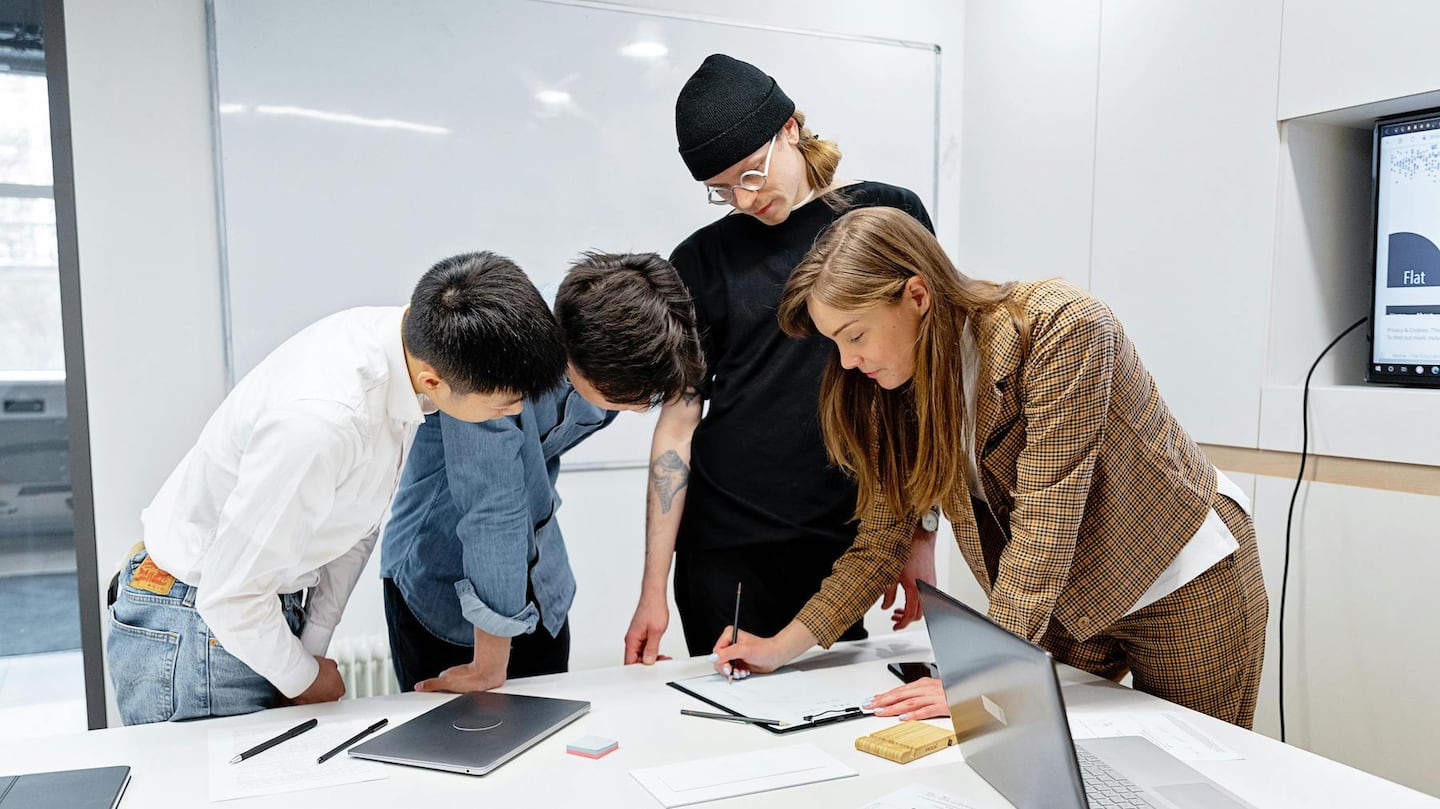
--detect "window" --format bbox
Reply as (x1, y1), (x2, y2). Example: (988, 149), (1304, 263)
(0, 71), (62, 374)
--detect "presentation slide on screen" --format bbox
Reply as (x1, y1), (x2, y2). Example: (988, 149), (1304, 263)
(1374, 118), (1440, 373)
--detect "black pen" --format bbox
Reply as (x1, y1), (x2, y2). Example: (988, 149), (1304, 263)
(680, 708), (779, 726)
(728, 582), (742, 684)
(230, 718), (318, 764)
(316, 718), (389, 764)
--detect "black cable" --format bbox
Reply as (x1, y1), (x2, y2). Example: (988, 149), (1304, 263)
(1278, 316), (1367, 744)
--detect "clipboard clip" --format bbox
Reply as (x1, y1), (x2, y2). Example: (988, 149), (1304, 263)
(802, 706), (865, 722)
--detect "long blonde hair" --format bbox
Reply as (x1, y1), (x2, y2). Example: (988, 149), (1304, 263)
(778, 207), (1028, 520)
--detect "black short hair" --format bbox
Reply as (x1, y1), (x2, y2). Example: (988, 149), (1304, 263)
(404, 251), (565, 398)
(555, 252), (705, 407)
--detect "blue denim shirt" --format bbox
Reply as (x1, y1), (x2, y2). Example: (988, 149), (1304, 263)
(380, 383), (615, 645)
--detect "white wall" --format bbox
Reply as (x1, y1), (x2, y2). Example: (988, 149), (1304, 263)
(62, 0), (229, 720)
(958, 0), (1284, 448)
(61, 0), (966, 722)
(959, 0), (1440, 797)
(1278, 0), (1440, 120)
(1251, 478), (1440, 794)
(957, 0), (1099, 286)
(1087, 0), (1282, 448)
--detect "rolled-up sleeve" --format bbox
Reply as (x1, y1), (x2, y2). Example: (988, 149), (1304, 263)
(299, 526), (377, 658)
(439, 413), (539, 638)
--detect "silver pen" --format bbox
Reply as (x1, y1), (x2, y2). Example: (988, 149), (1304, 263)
(680, 708), (780, 725)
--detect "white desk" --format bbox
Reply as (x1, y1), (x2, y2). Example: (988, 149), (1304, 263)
(4, 633), (1434, 808)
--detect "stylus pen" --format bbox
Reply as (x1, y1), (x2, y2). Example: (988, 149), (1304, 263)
(316, 718), (389, 764)
(728, 581), (742, 684)
(230, 718), (318, 764)
(680, 708), (779, 726)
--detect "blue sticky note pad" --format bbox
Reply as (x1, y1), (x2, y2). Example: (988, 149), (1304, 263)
(566, 735), (619, 758)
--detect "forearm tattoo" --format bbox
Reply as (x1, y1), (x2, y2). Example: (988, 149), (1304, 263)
(650, 449), (690, 513)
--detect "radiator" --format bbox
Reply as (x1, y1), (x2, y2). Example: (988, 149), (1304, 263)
(331, 635), (400, 698)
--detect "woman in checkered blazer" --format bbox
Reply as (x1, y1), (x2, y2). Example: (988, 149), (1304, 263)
(712, 206), (1268, 729)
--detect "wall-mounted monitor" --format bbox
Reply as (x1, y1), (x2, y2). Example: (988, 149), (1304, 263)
(1369, 108), (1440, 387)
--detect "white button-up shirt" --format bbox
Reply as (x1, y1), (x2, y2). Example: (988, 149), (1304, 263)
(143, 307), (427, 697)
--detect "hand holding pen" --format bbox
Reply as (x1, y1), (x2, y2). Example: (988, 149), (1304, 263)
(712, 619), (821, 678)
(709, 582), (755, 681)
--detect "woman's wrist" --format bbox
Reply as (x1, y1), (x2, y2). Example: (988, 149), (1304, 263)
(775, 620), (819, 662)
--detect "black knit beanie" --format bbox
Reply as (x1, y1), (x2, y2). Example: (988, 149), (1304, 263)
(675, 54), (796, 181)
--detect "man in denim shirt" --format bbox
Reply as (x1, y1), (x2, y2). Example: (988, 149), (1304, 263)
(380, 253), (705, 692)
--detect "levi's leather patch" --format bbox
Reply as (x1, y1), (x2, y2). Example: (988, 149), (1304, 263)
(129, 556), (177, 595)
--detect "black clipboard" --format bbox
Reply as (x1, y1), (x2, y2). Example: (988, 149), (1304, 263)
(666, 679), (870, 735)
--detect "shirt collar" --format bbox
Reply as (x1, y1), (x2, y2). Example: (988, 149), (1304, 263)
(384, 308), (428, 426)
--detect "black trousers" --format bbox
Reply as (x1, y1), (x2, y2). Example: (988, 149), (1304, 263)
(673, 540), (867, 657)
(382, 578), (570, 692)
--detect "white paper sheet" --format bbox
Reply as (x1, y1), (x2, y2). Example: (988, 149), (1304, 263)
(672, 668), (873, 730)
(1068, 711), (1241, 761)
(858, 783), (982, 809)
(208, 716), (389, 802)
(630, 743), (855, 807)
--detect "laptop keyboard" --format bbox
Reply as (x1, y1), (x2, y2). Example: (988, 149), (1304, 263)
(1077, 747), (1159, 808)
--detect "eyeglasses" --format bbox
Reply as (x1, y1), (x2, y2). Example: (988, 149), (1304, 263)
(705, 134), (777, 206)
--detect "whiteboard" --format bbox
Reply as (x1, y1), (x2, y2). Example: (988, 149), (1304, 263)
(209, 0), (940, 466)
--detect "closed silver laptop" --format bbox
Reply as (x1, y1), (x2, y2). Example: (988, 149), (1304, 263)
(917, 581), (1257, 809)
(348, 691), (589, 776)
(0, 765), (130, 809)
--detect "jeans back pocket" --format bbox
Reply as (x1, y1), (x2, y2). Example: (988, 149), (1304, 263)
(106, 603), (180, 725)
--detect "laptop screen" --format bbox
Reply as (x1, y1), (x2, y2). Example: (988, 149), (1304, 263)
(918, 581), (1088, 809)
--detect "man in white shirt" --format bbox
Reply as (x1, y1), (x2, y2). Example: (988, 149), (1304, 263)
(105, 252), (568, 724)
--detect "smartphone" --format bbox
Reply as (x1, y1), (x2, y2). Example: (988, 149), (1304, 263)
(886, 661), (938, 683)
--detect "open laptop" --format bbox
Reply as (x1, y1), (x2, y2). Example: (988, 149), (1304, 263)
(348, 691), (589, 775)
(0, 765), (130, 808)
(917, 581), (1257, 809)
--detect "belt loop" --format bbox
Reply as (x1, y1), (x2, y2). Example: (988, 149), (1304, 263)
(183, 583), (199, 608)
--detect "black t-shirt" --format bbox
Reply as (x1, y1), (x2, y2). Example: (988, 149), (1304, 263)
(670, 181), (934, 551)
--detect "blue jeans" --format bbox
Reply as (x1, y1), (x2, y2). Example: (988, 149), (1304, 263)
(105, 549), (305, 725)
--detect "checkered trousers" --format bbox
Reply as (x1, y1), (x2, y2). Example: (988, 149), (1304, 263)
(1039, 493), (1268, 728)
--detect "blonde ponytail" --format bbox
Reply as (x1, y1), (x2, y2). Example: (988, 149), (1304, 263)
(793, 110), (842, 193)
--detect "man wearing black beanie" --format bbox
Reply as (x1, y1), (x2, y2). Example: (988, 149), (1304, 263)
(622, 54), (937, 670)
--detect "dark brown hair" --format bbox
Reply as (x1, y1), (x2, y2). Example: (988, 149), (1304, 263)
(555, 252), (705, 407)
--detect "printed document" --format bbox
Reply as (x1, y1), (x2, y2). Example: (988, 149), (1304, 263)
(208, 716), (389, 802)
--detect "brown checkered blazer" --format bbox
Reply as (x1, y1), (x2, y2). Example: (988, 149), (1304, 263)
(796, 279), (1218, 647)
